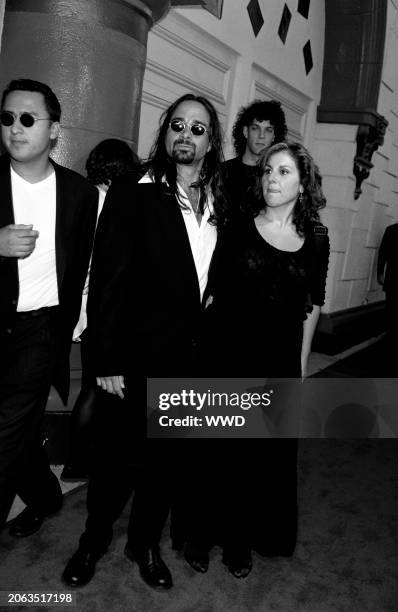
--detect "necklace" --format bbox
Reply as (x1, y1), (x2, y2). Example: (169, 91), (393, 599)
(179, 177), (203, 222)
(187, 184), (201, 214)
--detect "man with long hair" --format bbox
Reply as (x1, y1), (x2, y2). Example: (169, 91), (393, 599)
(62, 93), (227, 590)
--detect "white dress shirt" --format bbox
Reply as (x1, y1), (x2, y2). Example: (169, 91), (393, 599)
(139, 174), (217, 300)
(73, 185), (106, 340)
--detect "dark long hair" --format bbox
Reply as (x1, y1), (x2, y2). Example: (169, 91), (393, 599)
(232, 99), (287, 157)
(247, 141), (326, 236)
(85, 138), (140, 186)
(144, 93), (228, 225)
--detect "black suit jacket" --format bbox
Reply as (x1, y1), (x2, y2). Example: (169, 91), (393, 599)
(88, 175), (204, 378)
(0, 155), (98, 404)
(377, 223), (398, 293)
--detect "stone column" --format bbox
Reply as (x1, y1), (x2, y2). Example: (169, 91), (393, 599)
(0, 1), (5, 51)
(0, 0), (169, 172)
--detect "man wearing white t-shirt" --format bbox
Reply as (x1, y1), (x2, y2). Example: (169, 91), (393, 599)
(0, 79), (97, 534)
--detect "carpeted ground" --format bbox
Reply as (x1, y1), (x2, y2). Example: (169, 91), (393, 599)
(1, 439), (397, 611)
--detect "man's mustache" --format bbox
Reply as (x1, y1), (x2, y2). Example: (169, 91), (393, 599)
(174, 138), (195, 148)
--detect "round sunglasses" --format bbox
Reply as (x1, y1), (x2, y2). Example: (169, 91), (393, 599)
(169, 119), (208, 137)
(0, 111), (51, 128)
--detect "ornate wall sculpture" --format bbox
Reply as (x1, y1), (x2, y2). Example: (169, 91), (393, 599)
(353, 118), (388, 199)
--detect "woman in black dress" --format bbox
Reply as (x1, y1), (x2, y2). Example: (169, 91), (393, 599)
(182, 141), (330, 577)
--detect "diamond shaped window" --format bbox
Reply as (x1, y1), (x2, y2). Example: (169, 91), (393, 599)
(298, 0), (310, 19)
(278, 4), (292, 45)
(303, 40), (313, 74)
(247, 0), (264, 38)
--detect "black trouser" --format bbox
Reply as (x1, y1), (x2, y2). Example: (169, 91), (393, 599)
(0, 308), (62, 531)
(79, 377), (172, 555)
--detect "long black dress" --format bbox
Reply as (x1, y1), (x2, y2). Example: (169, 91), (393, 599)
(186, 212), (329, 557)
(205, 213), (329, 378)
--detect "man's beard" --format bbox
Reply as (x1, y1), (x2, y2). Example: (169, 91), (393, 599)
(172, 140), (196, 164)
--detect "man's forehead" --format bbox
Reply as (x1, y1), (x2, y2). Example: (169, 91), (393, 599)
(3, 90), (46, 111)
(250, 118), (273, 127)
(171, 101), (210, 123)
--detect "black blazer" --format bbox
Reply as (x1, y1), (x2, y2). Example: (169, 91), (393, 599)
(377, 223), (398, 293)
(88, 175), (204, 378)
(0, 154), (98, 403)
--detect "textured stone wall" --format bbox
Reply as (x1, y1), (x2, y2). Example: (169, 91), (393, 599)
(313, 0), (398, 315)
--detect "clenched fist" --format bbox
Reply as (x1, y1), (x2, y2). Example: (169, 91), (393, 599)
(0, 224), (39, 258)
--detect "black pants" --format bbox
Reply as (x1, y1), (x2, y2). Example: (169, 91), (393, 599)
(79, 378), (172, 555)
(0, 308), (62, 531)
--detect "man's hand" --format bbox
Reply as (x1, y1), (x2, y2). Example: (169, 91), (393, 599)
(96, 375), (125, 399)
(0, 224), (39, 258)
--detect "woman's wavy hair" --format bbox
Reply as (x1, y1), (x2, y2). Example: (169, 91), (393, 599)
(232, 99), (287, 157)
(247, 141), (326, 236)
(143, 93), (228, 225)
(85, 138), (140, 186)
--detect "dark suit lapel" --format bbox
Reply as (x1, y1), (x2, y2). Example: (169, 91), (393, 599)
(0, 158), (18, 285)
(158, 185), (201, 302)
(52, 161), (68, 291)
(0, 157), (15, 226)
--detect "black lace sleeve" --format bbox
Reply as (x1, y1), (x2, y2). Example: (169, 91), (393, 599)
(310, 224), (330, 307)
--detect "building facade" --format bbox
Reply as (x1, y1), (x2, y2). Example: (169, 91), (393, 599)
(1, 0), (397, 353)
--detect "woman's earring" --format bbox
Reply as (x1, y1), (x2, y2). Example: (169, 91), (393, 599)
(298, 191), (303, 204)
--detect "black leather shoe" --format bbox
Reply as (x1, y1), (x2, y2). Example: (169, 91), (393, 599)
(9, 504), (61, 538)
(222, 547), (253, 579)
(62, 548), (102, 587)
(125, 545), (173, 590)
(184, 542), (209, 573)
